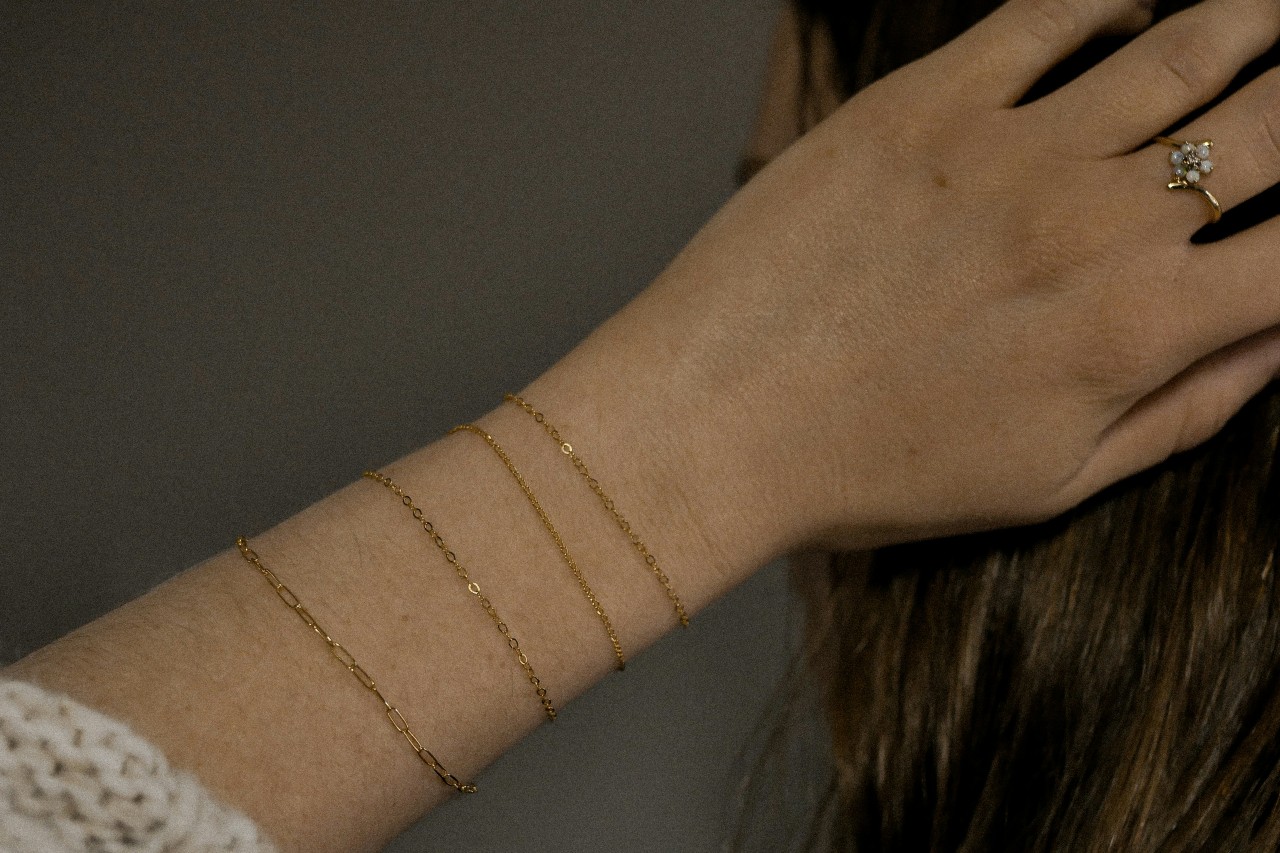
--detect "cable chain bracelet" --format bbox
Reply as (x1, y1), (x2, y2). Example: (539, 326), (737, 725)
(503, 392), (690, 627)
(447, 422), (627, 670)
(362, 470), (558, 720)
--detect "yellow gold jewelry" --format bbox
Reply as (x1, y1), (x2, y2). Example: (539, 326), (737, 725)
(234, 536), (478, 794)
(504, 393), (690, 628)
(448, 422), (627, 671)
(1156, 136), (1221, 224)
(362, 470), (557, 721)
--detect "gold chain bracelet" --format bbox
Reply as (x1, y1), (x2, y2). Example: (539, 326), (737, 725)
(362, 470), (558, 721)
(503, 393), (690, 628)
(448, 423), (627, 671)
(234, 537), (478, 794)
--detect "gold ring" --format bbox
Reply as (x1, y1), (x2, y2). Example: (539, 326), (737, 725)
(1155, 136), (1221, 224)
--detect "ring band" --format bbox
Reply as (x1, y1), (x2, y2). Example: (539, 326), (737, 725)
(1156, 136), (1221, 225)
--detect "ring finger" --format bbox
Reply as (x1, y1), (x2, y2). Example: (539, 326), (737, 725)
(1124, 65), (1280, 231)
(1022, 0), (1280, 155)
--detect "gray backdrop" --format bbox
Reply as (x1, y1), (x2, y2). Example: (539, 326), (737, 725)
(0, 2), (824, 851)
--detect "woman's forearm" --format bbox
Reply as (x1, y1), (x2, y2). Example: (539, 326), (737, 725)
(10, 0), (1280, 848)
(0, 291), (793, 853)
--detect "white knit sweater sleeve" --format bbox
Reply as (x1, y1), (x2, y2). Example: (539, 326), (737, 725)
(0, 677), (279, 852)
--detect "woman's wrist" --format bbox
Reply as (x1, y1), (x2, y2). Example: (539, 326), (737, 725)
(0, 303), (799, 851)
(503, 283), (808, 602)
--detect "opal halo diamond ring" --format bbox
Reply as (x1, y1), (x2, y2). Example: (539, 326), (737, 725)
(1156, 136), (1222, 225)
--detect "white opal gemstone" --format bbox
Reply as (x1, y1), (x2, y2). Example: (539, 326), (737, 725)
(1182, 142), (1195, 155)
(1174, 166), (1187, 178)
(1201, 159), (1213, 174)
(1197, 143), (1212, 159)
(1187, 169), (1201, 183)
(1171, 151), (1185, 165)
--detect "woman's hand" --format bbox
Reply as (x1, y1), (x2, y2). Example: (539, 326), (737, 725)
(539, 0), (1280, 555)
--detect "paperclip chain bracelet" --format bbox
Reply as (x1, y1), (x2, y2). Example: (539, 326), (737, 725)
(234, 536), (477, 794)
(362, 470), (558, 721)
(504, 393), (690, 627)
(448, 422), (627, 671)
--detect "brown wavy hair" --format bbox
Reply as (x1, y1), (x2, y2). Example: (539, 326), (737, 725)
(732, 1), (1280, 850)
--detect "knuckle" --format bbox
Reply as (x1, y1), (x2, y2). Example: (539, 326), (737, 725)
(1194, 394), (1237, 449)
(1017, 0), (1083, 47)
(1073, 247), (1195, 396)
(1256, 92), (1280, 171)
(1085, 333), (1165, 395)
(1075, 293), (1175, 394)
(1172, 382), (1235, 456)
(1241, 0), (1280, 42)
(1156, 30), (1219, 102)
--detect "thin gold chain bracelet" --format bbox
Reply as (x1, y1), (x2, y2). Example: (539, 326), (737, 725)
(503, 393), (690, 628)
(448, 422), (627, 671)
(234, 536), (478, 794)
(362, 470), (558, 721)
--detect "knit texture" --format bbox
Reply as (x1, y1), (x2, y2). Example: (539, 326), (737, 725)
(0, 677), (278, 852)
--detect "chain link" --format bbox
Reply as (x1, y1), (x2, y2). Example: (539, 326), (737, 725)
(234, 536), (478, 794)
(503, 392), (690, 627)
(362, 471), (558, 720)
(448, 423), (627, 670)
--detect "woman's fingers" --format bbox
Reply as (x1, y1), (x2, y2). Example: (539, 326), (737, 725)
(1126, 66), (1280, 224)
(1095, 69), (1280, 378)
(1166, 215), (1280, 361)
(1059, 325), (1280, 511)
(929, 0), (1155, 108)
(1028, 0), (1280, 154)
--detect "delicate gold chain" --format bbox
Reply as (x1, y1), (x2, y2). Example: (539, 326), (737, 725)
(362, 471), (557, 721)
(448, 423), (627, 670)
(503, 393), (690, 628)
(234, 536), (478, 794)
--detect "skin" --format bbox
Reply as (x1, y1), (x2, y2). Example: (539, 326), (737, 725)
(4, 0), (1280, 850)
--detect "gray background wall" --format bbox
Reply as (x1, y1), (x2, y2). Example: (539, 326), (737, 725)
(0, 2), (824, 850)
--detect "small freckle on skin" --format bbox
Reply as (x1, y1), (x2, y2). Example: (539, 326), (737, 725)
(933, 173), (948, 189)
